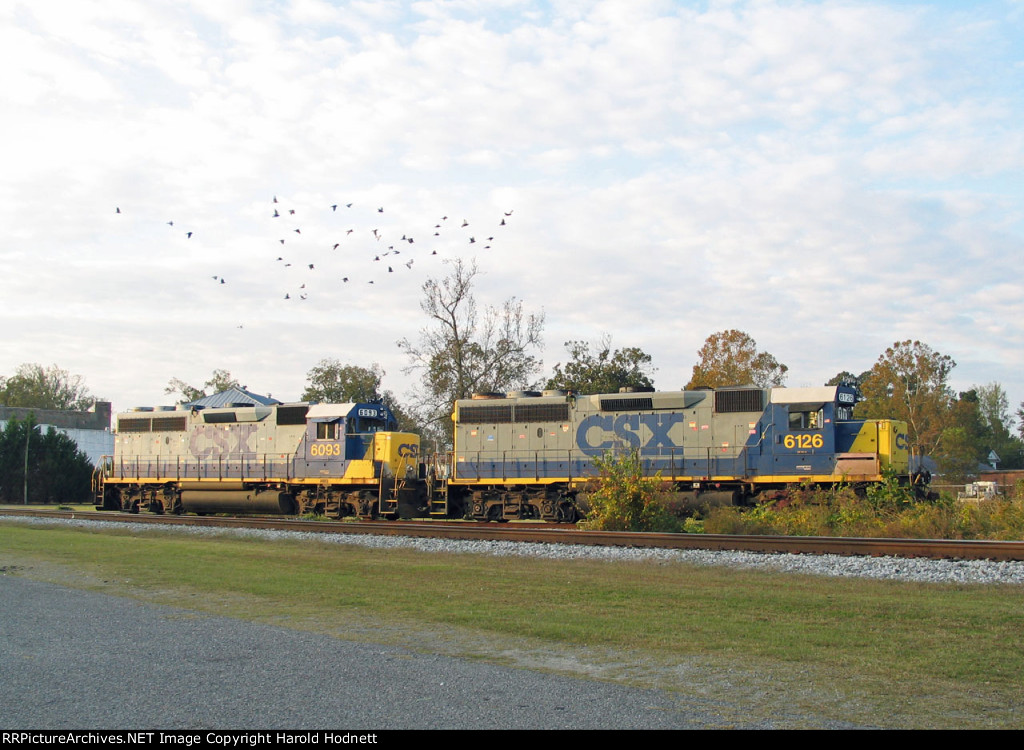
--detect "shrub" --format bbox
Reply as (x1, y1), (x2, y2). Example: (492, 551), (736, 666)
(578, 450), (681, 532)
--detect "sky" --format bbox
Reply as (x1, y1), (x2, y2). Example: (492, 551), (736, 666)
(2, 0), (1023, 418)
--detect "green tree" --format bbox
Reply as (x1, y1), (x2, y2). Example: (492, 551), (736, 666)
(545, 336), (656, 394)
(826, 370), (871, 390)
(302, 361), (386, 403)
(857, 340), (956, 458)
(0, 416), (95, 503)
(398, 258), (544, 446)
(301, 359), (418, 433)
(685, 329), (788, 389)
(0, 363), (95, 410)
(974, 382), (1023, 469)
(165, 369), (241, 402)
(936, 392), (986, 481)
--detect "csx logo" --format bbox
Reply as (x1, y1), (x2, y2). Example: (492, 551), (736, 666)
(576, 413), (682, 456)
(895, 433), (910, 451)
(398, 443), (418, 458)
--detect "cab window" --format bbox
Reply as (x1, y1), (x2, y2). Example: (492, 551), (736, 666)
(316, 421), (339, 440)
(788, 409), (823, 431)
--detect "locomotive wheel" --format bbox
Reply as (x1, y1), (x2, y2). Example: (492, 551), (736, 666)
(556, 503), (578, 523)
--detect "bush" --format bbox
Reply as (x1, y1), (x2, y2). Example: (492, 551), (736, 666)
(578, 450), (681, 532)
(701, 478), (1024, 541)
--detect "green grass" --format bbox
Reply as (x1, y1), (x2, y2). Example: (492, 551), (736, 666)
(2, 520), (1023, 728)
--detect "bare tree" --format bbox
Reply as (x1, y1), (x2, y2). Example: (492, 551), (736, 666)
(398, 258), (544, 446)
(165, 369), (241, 402)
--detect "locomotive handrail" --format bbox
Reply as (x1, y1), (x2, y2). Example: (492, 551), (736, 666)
(450, 443), (750, 483)
(101, 452), (301, 483)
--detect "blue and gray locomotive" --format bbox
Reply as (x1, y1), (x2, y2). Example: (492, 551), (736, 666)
(97, 400), (423, 517)
(99, 385), (912, 521)
(442, 385), (911, 521)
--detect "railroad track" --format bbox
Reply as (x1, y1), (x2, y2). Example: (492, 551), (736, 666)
(4, 507), (1024, 561)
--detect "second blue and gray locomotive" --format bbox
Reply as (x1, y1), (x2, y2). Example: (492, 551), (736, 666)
(445, 385), (909, 521)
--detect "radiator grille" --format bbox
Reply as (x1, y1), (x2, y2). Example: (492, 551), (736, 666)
(599, 397), (654, 412)
(276, 406), (309, 425)
(118, 418), (151, 433)
(715, 389), (764, 413)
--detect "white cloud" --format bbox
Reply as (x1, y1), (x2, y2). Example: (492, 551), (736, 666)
(2, 0), (1022, 414)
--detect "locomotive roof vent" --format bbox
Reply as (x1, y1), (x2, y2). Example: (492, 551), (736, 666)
(542, 389), (567, 397)
(618, 386), (655, 393)
(506, 390), (541, 398)
(471, 392), (505, 400)
(155, 405), (176, 411)
(131, 406), (154, 412)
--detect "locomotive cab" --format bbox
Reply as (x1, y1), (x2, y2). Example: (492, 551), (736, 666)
(304, 402), (397, 463)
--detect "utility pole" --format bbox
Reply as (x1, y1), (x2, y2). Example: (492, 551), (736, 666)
(23, 421), (30, 505)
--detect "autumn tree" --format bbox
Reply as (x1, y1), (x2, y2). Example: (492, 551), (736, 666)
(685, 330), (788, 389)
(857, 340), (956, 458)
(0, 363), (95, 411)
(545, 335), (656, 394)
(398, 258), (544, 446)
(165, 369), (241, 402)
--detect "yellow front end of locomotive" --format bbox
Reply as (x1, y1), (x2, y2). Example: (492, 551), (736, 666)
(847, 419), (910, 476)
(334, 432), (420, 481)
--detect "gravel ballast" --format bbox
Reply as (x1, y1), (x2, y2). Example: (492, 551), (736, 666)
(4, 514), (1024, 586)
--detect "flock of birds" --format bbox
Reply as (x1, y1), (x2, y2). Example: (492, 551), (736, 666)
(264, 196), (514, 302)
(114, 197), (515, 306)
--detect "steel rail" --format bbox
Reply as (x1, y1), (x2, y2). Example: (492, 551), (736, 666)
(3, 507), (1024, 561)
